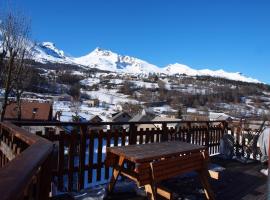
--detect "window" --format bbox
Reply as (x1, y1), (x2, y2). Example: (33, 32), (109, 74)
(32, 108), (38, 114)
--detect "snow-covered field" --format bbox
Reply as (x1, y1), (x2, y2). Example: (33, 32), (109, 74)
(85, 89), (137, 105)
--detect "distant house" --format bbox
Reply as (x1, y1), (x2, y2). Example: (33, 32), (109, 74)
(182, 113), (209, 121)
(110, 112), (131, 130)
(152, 116), (182, 129)
(129, 109), (156, 130)
(111, 112), (131, 122)
(58, 94), (72, 101)
(88, 115), (105, 131)
(85, 99), (99, 107)
(4, 101), (53, 121)
(209, 112), (232, 122)
(88, 115), (103, 123)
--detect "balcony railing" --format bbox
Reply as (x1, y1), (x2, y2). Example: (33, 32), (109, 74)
(0, 119), (265, 199)
(0, 122), (54, 200)
(12, 120), (228, 192)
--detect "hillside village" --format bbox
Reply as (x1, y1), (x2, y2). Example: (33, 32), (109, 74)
(1, 59), (269, 125)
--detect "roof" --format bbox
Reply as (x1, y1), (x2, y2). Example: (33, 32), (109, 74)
(111, 112), (131, 122)
(4, 101), (52, 121)
(152, 116), (181, 122)
(129, 113), (153, 122)
(88, 115), (103, 122)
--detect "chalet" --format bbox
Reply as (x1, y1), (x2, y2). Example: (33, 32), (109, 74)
(4, 101), (53, 121)
(85, 99), (99, 107)
(111, 112), (131, 122)
(182, 113), (209, 121)
(152, 116), (182, 129)
(110, 112), (131, 130)
(129, 109), (156, 130)
(87, 115), (105, 131)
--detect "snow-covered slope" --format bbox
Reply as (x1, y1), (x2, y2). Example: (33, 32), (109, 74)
(74, 47), (161, 74)
(32, 42), (76, 64)
(18, 40), (260, 83)
(164, 63), (260, 83)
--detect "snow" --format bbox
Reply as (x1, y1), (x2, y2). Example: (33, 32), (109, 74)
(74, 47), (162, 74)
(80, 78), (100, 86)
(85, 89), (137, 105)
(32, 42), (77, 64)
(131, 80), (159, 89)
(209, 112), (231, 121)
(164, 63), (260, 83)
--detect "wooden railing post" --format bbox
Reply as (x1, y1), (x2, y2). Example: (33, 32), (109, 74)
(205, 122), (210, 149)
(161, 122), (168, 142)
(78, 125), (87, 191)
(129, 124), (137, 145)
(186, 122), (191, 143)
(39, 145), (55, 200)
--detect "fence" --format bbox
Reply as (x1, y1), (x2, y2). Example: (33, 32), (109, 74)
(14, 120), (227, 192)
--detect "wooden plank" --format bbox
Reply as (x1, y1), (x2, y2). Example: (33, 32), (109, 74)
(96, 130), (103, 181)
(57, 131), (65, 191)
(78, 125), (87, 190)
(68, 130), (76, 191)
(88, 131), (94, 183)
(145, 128), (150, 144)
(105, 130), (112, 180)
(121, 130), (126, 146)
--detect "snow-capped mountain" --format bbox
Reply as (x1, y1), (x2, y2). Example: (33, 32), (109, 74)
(32, 42), (75, 64)
(28, 42), (260, 83)
(74, 47), (162, 74)
(164, 63), (260, 83)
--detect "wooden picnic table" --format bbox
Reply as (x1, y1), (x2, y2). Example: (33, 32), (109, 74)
(105, 141), (215, 200)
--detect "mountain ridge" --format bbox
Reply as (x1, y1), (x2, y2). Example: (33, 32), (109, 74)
(29, 42), (260, 83)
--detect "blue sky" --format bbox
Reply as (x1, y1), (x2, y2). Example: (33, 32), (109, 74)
(2, 0), (270, 83)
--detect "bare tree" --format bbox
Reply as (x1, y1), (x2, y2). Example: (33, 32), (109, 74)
(0, 9), (32, 121)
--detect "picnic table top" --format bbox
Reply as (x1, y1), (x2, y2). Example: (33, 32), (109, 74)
(106, 141), (206, 163)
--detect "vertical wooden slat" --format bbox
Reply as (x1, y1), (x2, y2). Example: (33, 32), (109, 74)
(96, 130), (103, 182)
(78, 125), (87, 190)
(145, 128), (150, 144)
(68, 130), (76, 191)
(58, 131), (64, 191)
(161, 123), (168, 142)
(121, 129), (126, 146)
(139, 129), (143, 144)
(129, 124), (137, 145)
(88, 131), (94, 183)
(105, 130), (112, 180)
(187, 122), (191, 143)
(150, 128), (155, 143)
(114, 129), (119, 147)
(206, 122), (210, 153)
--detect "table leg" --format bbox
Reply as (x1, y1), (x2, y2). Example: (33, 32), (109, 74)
(107, 156), (125, 193)
(197, 169), (215, 200)
(145, 184), (157, 200)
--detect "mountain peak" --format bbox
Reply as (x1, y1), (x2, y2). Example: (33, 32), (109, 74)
(91, 47), (114, 57)
(26, 40), (261, 83)
(41, 42), (55, 48)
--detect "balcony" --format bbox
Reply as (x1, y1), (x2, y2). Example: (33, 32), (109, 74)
(0, 120), (268, 200)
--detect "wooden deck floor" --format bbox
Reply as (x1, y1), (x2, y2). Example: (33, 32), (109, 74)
(105, 156), (268, 200)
